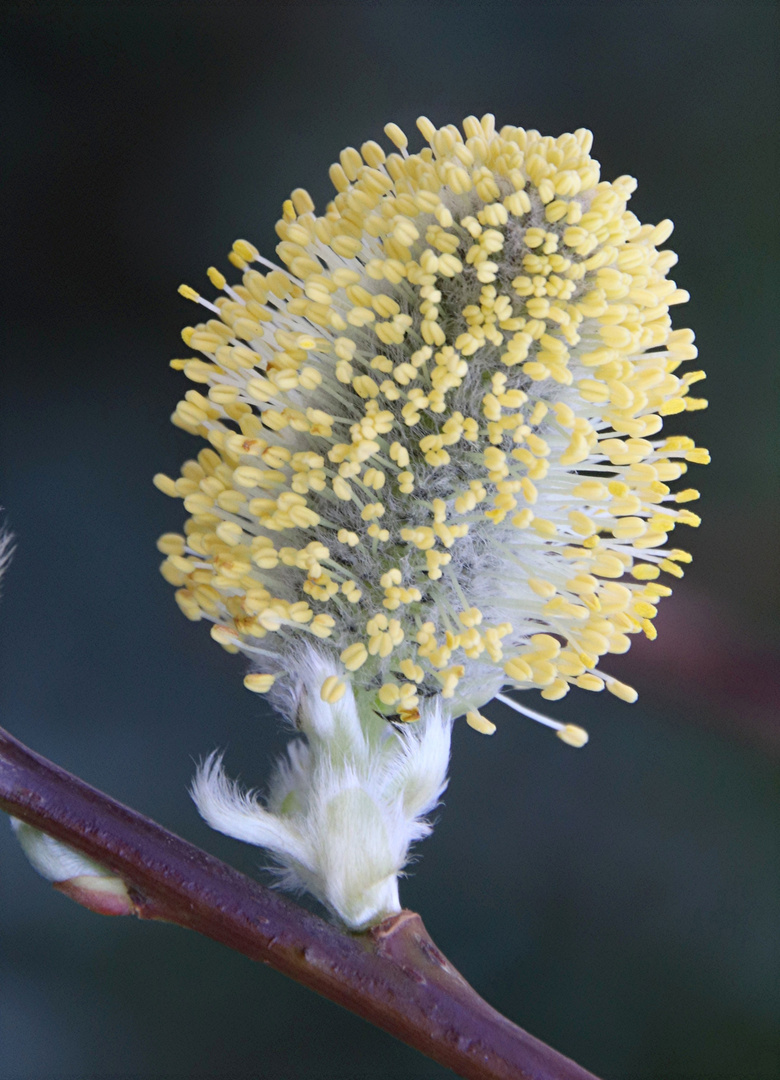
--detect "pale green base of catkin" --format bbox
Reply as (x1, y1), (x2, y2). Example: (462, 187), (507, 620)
(192, 648), (452, 929)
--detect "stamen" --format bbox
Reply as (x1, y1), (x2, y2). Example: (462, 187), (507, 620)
(495, 692), (588, 747)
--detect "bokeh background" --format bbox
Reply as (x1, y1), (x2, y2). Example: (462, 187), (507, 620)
(1, 2), (778, 1078)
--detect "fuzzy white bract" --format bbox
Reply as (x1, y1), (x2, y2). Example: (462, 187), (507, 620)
(192, 650), (451, 928)
(10, 818), (115, 883)
(156, 115), (707, 927)
(9, 818), (134, 916)
(0, 529), (13, 593)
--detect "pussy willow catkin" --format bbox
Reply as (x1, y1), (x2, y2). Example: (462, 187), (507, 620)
(157, 114), (706, 727)
(155, 116), (707, 926)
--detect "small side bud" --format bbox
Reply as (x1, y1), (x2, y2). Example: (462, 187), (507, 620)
(10, 819), (133, 916)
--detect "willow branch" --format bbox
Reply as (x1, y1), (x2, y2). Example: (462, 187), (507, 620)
(0, 725), (599, 1080)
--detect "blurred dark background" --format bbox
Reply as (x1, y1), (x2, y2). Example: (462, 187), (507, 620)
(0, 2), (778, 1078)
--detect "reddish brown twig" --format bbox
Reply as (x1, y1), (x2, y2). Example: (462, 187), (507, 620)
(0, 725), (599, 1080)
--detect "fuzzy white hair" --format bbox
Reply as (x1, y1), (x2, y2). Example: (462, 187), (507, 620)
(10, 818), (115, 882)
(0, 527), (13, 592)
(192, 650), (451, 929)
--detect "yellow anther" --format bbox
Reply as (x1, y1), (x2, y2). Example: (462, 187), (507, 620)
(153, 473), (179, 497)
(569, 511), (595, 536)
(437, 664), (463, 697)
(244, 673), (276, 694)
(573, 480), (609, 501)
(210, 624), (239, 648)
(511, 509), (534, 529)
(215, 521), (244, 546)
(361, 501), (385, 521)
(398, 471), (415, 493)
(288, 601), (314, 623)
(337, 529), (360, 547)
(528, 578), (556, 598)
(606, 678), (638, 704)
(432, 498), (448, 523)
(631, 563), (660, 581)
(178, 284), (200, 303)
(425, 549), (451, 579)
(666, 548), (692, 563)
(541, 678), (569, 701)
(157, 532), (186, 556)
(531, 518), (557, 538)
(644, 583), (673, 598)
(525, 433), (550, 457)
(290, 187), (315, 214)
(611, 517), (647, 540)
(332, 476), (352, 501)
(320, 676), (346, 704)
(576, 674), (604, 692)
(353, 375), (380, 399)
(529, 633), (561, 660)
(341, 643), (368, 671)
(206, 267), (227, 291)
(458, 607), (483, 628)
(384, 122), (408, 150)
(378, 683), (401, 706)
(466, 711), (496, 735)
(683, 447), (710, 465)
(310, 614), (336, 638)
(233, 239), (260, 264)
(399, 658), (424, 683)
(556, 724), (589, 748)
(676, 509), (701, 527)
(398, 684), (419, 710)
(367, 613), (388, 635)
(504, 657), (532, 682)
